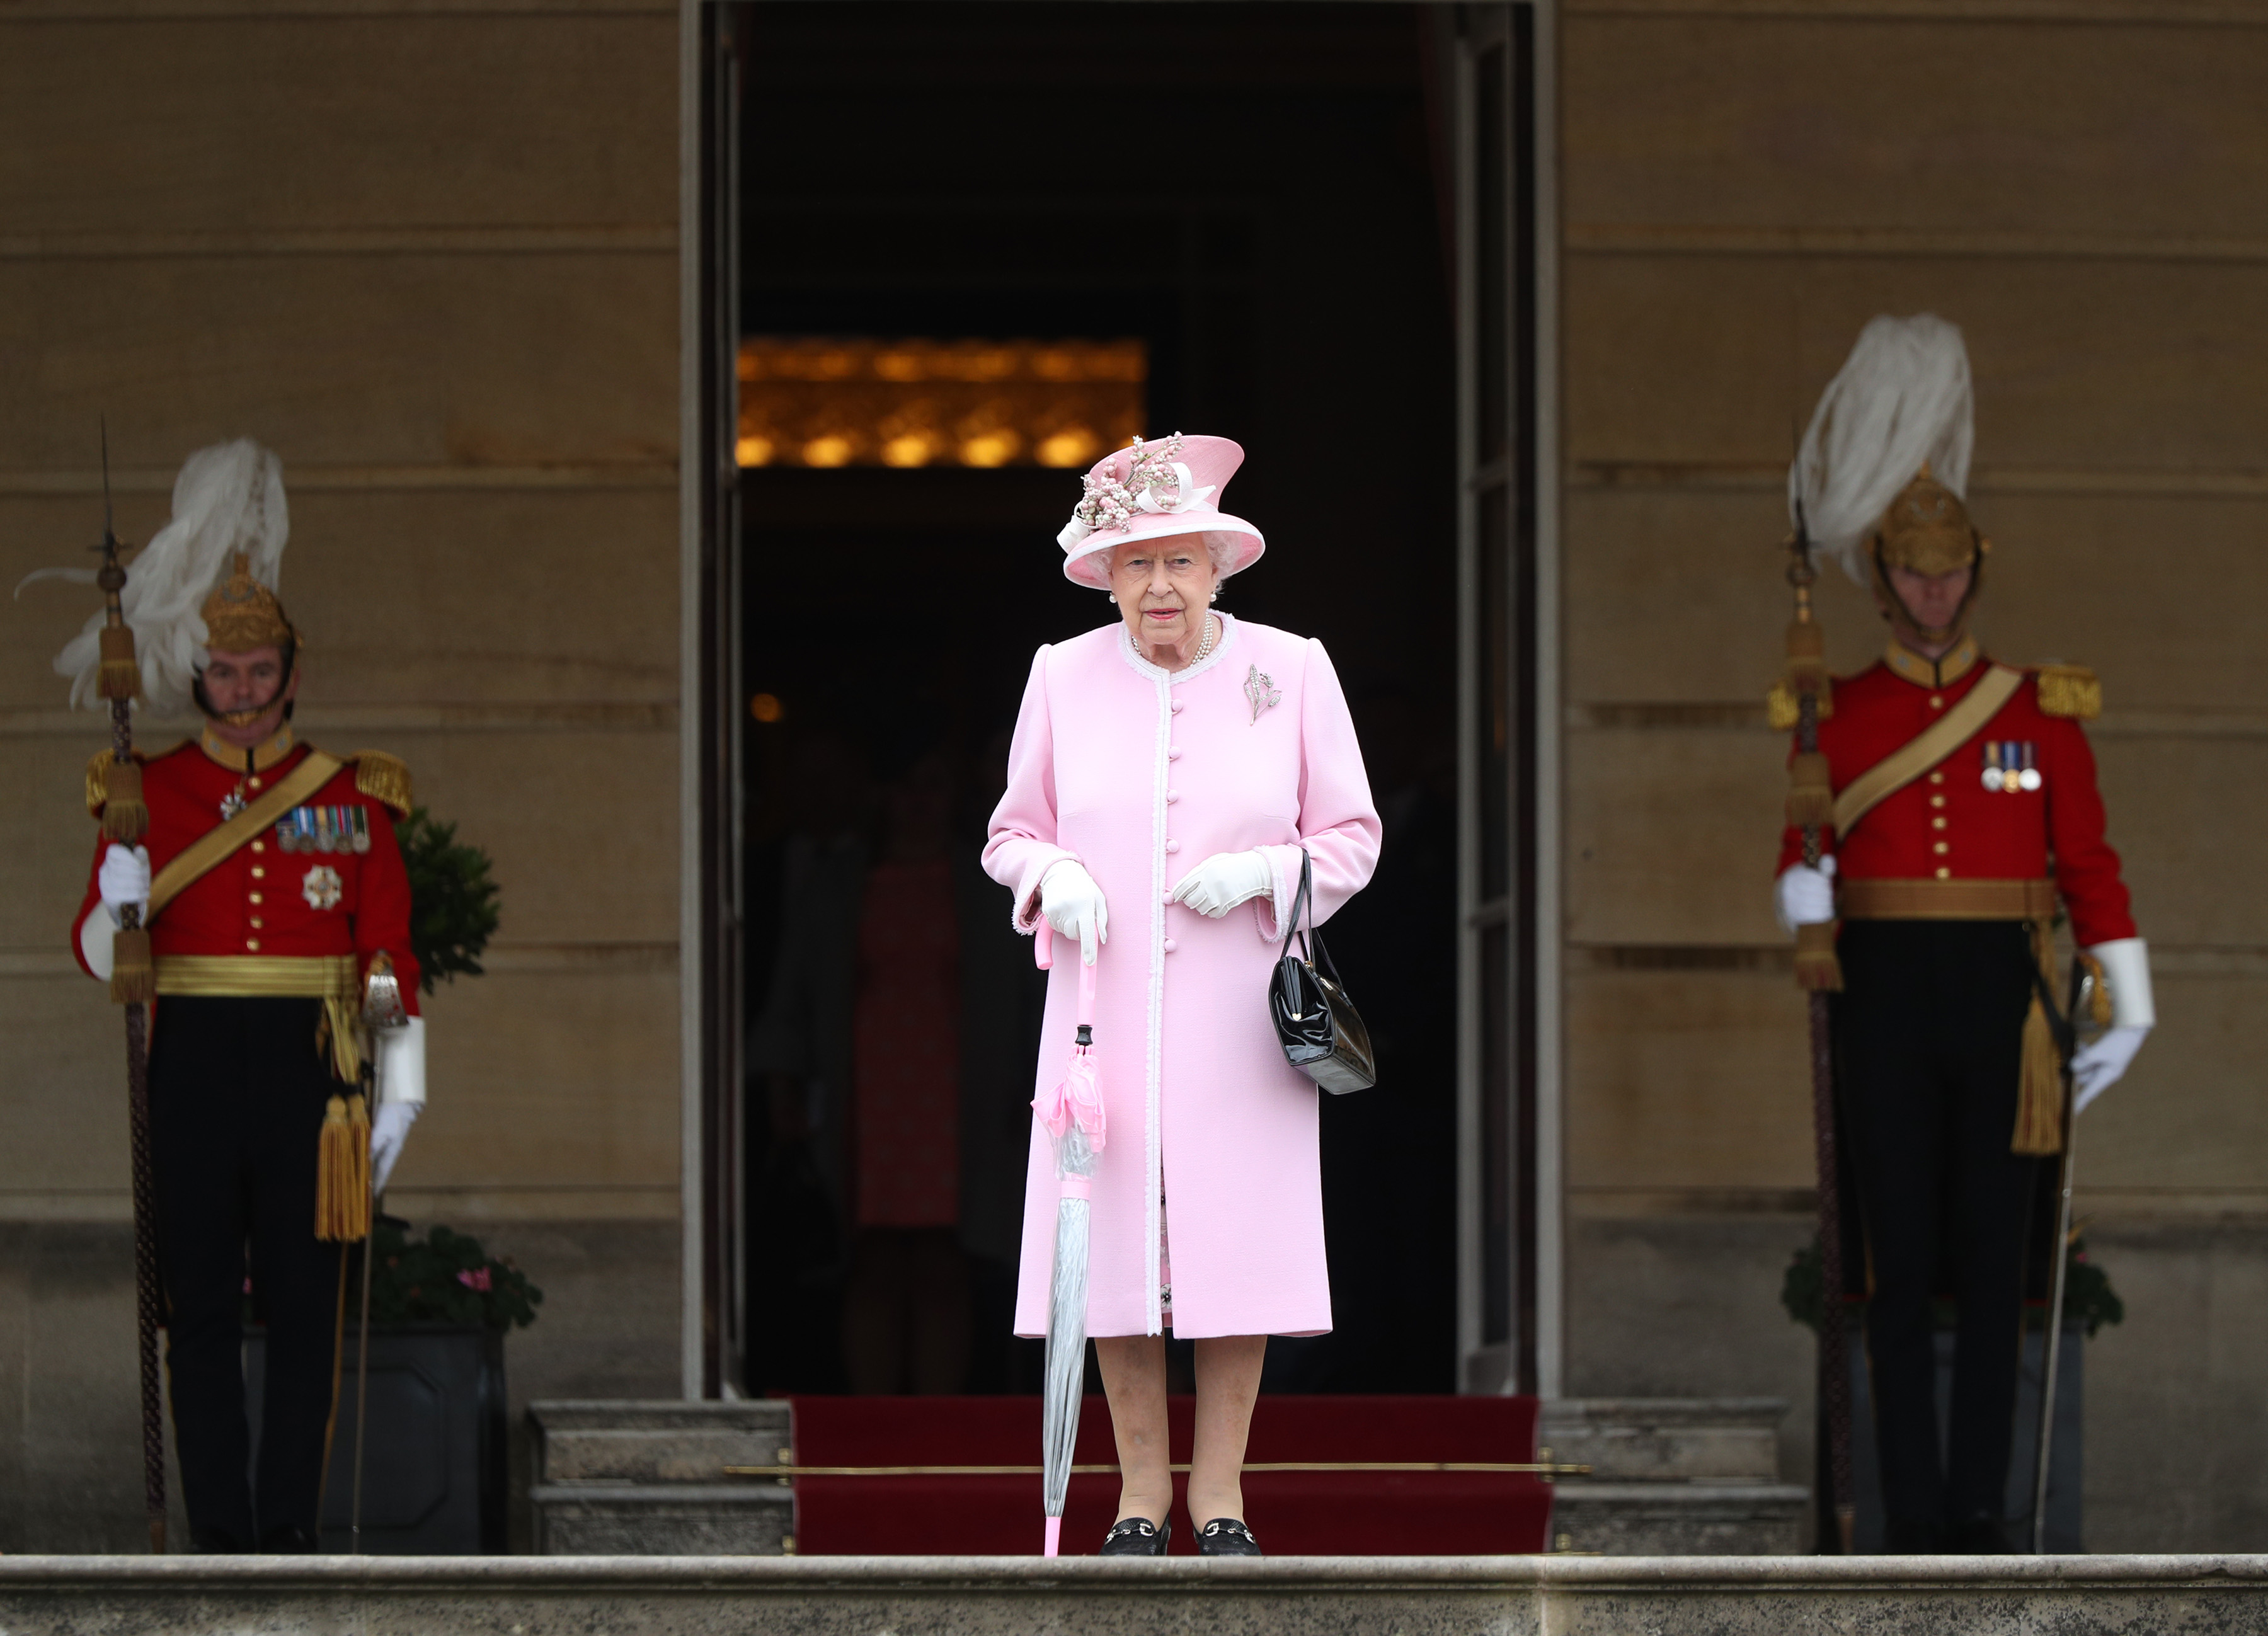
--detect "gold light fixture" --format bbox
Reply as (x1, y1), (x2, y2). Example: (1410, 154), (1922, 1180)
(738, 338), (1146, 469)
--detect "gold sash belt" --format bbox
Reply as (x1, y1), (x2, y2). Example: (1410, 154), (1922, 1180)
(1837, 878), (2058, 921)
(153, 954), (362, 1080)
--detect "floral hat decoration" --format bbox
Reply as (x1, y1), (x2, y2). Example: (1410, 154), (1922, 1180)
(1055, 433), (1265, 590)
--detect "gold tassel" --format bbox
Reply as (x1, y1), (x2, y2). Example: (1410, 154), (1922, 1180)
(350, 750), (414, 817)
(109, 926), (155, 1005)
(98, 758), (148, 844)
(1787, 752), (1835, 828)
(2035, 664), (2102, 721)
(97, 626), (139, 702)
(316, 1093), (372, 1243)
(314, 995), (362, 1083)
(2011, 922), (2066, 1155)
(1794, 920), (1843, 992)
(1766, 677), (1834, 733)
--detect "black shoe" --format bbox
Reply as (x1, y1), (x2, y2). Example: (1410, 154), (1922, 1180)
(1883, 1517), (1944, 1553)
(1196, 1518), (1262, 1557)
(1947, 1516), (2015, 1555)
(188, 1523), (253, 1555)
(258, 1524), (322, 1555)
(1098, 1516), (1170, 1556)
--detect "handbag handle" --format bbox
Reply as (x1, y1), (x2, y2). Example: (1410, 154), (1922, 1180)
(1276, 850), (1349, 989)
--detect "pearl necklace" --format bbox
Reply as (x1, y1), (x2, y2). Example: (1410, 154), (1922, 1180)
(1142, 612), (1217, 672)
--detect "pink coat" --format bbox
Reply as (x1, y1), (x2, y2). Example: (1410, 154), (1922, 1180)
(984, 614), (1382, 1339)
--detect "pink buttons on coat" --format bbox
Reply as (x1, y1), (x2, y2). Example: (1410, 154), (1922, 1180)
(1171, 701), (1184, 713)
(1165, 840), (1181, 854)
(1163, 939), (1177, 952)
(1166, 791), (1179, 803)
(1168, 747), (1182, 760)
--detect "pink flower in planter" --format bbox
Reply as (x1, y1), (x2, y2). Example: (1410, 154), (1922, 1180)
(456, 1267), (493, 1293)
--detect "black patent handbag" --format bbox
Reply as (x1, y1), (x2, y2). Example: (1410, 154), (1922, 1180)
(1268, 850), (1377, 1094)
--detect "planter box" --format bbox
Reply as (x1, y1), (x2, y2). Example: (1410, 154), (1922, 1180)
(245, 1324), (507, 1554)
(1826, 1319), (2083, 1553)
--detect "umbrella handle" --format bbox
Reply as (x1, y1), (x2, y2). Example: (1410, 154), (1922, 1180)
(1077, 951), (1096, 1026)
(1034, 920), (1053, 970)
(1045, 1515), (1062, 1557)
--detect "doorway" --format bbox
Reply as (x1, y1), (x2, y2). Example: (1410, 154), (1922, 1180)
(695, 1), (1554, 1402)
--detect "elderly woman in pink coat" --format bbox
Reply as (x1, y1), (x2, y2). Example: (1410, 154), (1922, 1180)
(984, 435), (1381, 1556)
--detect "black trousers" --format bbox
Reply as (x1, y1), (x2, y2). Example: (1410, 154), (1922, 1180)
(148, 997), (344, 1548)
(1834, 920), (2040, 1535)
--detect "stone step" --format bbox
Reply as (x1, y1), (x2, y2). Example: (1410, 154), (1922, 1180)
(1539, 1398), (1788, 1484)
(1539, 1399), (1806, 1556)
(531, 1400), (791, 1485)
(7, 1555), (2267, 1632)
(1547, 1481), (1811, 1557)
(530, 1400), (796, 1555)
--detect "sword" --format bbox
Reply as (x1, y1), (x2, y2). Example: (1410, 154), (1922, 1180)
(87, 423), (169, 1553)
(2029, 960), (2087, 1553)
(1784, 505), (1855, 1553)
(352, 956), (410, 1552)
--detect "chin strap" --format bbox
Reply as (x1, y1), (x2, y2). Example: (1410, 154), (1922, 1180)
(1870, 539), (1983, 648)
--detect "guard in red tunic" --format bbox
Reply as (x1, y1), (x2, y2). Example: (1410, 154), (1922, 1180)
(65, 442), (426, 1553)
(1774, 449), (2154, 1551)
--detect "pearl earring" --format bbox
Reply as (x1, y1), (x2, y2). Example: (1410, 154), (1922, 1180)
(1108, 594), (1118, 604)
(1209, 589), (1220, 603)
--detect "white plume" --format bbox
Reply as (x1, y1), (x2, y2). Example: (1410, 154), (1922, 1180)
(50, 439), (290, 714)
(1789, 314), (1973, 585)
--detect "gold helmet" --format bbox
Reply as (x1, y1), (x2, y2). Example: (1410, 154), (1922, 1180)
(1867, 466), (1989, 643)
(196, 552), (301, 726)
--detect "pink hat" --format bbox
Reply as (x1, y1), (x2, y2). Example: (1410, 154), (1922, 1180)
(1055, 433), (1265, 590)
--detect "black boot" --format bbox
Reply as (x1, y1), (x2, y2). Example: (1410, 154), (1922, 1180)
(1883, 1516), (1944, 1553)
(1947, 1515), (2015, 1555)
(259, 1523), (323, 1555)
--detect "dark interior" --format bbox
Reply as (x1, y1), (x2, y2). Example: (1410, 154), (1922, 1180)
(737, 2), (1462, 1397)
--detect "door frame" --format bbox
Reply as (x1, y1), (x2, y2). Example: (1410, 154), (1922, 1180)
(676, 0), (1562, 1400)
(1452, 0), (1561, 1399)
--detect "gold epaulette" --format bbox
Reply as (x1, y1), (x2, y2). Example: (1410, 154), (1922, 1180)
(2035, 664), (2102, 721)
(349, 750), (413, 816)
(84, 748), (146, 816)
(1766, 678), (1835, 733)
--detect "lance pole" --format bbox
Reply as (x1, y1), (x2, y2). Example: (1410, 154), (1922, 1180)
(88, 426), (169, 1554)
(1783, 513), (1854, 1553)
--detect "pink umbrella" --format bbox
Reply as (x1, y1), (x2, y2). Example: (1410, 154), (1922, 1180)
(1031, 927), (1105, 1556)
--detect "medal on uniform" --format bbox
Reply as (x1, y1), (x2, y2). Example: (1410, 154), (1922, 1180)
(301, 864), (343, 910)
(351, 807), (372, 854)
(315, 806), (335, 853)
(2018, 741), (2042, 792)
(1981, 741), (2007, 792)
(220, 789), (246, 820)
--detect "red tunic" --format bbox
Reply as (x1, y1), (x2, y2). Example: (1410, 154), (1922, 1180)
(72, 730), (422, 1012)
(1775, 651), (2136, 948)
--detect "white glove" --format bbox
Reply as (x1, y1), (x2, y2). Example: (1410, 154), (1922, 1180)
(1170, 850), (1274, 918)
(2071, 1026), (2147, 1115)
(99, 844), (152, 925)
(1773, 855), (1836, 932)
(2071, 939), (2154, 1113)
(1040, 860), (1108, 966)
(369, 1099), (421, 1196)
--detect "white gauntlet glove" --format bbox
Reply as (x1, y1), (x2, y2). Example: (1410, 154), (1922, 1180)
(81, 844), (154, 980)
(1040, 861), (1109, 967)
(2071, 938), (2153, 1114)
(1169, 850), (1274, 918)
(99, 843), (152, 925)
(1773, 855), (1836, 932)
(370, 1016), (427, 1193)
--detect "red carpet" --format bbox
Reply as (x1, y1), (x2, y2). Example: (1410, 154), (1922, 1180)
(788, 1395), (1550, 1556)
